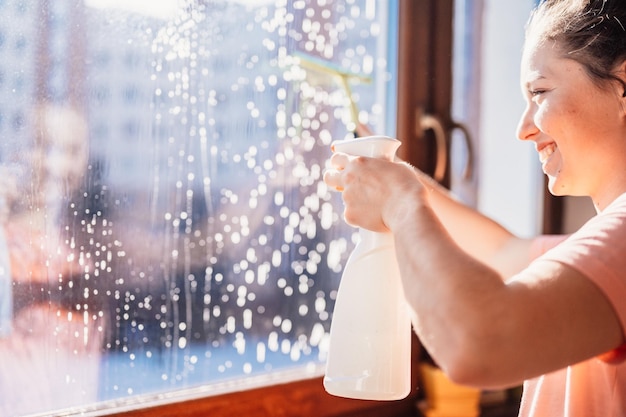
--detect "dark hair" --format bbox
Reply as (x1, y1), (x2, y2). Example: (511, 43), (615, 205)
(528, 0), (626, 95)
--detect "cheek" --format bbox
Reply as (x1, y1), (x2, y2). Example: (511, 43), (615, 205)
(537, 101), (586, 138)
(562, 92), (617, 133)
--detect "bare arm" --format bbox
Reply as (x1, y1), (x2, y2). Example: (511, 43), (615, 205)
(325, 154), (623, 388)
(354, 123), (532, 277)
(409, 167), (533, 279)
(388, 193), (623, 388)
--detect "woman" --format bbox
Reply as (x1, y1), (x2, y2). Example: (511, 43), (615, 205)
(324, 0), (626, 415)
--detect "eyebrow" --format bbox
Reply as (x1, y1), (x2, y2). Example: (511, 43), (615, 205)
(524, 73), (547, 89)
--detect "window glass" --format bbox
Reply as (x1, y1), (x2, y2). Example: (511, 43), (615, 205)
(0, 0), (398, 415)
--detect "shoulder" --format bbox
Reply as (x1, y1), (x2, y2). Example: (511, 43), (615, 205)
(553, 193), (626, 259)
(531, 193), (626, 261)
(545, 205), (626, 280)
(536, 194), (626, 345)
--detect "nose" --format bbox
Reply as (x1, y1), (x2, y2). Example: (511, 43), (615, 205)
(516, 103), (539, 142)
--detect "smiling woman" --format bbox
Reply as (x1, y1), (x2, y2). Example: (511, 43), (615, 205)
(0, 0), (399, 415)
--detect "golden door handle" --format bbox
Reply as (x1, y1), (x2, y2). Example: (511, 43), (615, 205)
(419, 113), (447, 183)
(451, 121), (474, 180)
(418, 111), (474, 183)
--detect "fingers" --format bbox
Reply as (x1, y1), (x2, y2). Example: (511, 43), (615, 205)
(329, 152), (351, 170)
(323, 152), (351, 192)
(323, 170), (343, 191)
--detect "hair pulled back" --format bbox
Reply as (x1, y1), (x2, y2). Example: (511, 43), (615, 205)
(528, 0), (626, 95)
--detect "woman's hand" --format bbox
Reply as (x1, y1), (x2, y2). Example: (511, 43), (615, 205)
(323, 151), (427, 233)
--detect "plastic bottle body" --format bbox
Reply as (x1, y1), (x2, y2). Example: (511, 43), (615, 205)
(323, 136), (412, 400)
(324, 231), (411, 400)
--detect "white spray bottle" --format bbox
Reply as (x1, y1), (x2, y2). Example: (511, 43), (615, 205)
(323, 135), (412, 401)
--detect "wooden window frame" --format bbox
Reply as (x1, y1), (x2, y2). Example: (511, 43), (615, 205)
(103, 1), (455, 416)
(396, 0), (454, 185)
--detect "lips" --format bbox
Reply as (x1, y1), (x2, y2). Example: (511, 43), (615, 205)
(538, 142), (556, 163)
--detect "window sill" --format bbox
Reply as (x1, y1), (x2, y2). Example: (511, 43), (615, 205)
(105, 375), (420, 417)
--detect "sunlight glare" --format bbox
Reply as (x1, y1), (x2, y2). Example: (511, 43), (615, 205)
(84, 0), (179, 20)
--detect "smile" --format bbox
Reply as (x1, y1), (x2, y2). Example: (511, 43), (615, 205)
(538, 143), (556, 163)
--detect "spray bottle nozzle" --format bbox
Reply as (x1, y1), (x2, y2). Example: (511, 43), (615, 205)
(330, 135), (400, 161)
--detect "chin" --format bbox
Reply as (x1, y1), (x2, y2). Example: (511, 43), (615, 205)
(546, 176), (568, 197)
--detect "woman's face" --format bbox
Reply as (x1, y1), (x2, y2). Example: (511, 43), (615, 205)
(516, 37), (626, 207)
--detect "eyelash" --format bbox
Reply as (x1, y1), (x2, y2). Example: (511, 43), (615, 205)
(529, 89), (546, 97)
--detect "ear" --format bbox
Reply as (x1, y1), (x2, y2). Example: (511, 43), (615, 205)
(618, 59), (626, 98)
(616, 60), (626, 121)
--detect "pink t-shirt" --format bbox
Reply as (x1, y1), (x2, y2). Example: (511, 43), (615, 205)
(519, 194), (626, 417)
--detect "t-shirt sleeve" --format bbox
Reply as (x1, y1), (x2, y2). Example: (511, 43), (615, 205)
(533, 200), (626, 361)
(529, 234), (569, 261)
